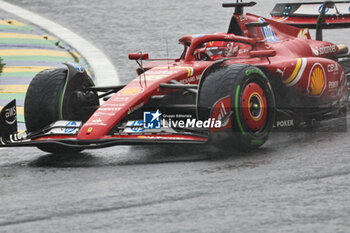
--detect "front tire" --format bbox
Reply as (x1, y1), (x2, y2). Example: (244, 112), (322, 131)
(198, 64), (275, 150)
(24, 67), (98, 154)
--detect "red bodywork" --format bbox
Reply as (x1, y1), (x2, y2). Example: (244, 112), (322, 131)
(76, 12), (346, 141)
(2, 2), (348, 149)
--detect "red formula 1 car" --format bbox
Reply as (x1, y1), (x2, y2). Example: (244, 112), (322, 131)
(1, 1), (350, 153)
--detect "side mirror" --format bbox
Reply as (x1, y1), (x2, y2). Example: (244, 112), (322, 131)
(128, 53), (149, 60)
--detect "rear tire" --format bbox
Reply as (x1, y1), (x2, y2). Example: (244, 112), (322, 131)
(198, 64), (275, 151)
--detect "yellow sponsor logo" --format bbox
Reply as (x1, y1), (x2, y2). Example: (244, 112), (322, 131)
(308, 63), (326, 96)
(118, 87), (144, 96)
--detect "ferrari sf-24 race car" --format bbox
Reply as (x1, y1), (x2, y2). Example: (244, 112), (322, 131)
(1, 1), (350, 153)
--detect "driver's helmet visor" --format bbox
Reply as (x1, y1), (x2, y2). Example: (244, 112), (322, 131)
(205, 46), (229, 56)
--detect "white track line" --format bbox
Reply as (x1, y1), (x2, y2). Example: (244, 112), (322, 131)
(0, 0), (119, 86)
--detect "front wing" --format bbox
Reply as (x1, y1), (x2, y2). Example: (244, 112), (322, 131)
(0, 120), (209, 149)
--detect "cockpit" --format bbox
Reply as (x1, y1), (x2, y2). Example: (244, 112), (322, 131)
(178, 33), (253, 62)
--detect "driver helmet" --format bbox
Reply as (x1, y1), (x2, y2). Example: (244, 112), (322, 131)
(195, 41), (239, 61)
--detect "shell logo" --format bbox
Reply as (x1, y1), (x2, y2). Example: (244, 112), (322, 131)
(308, 63), (326, 96)
(118, 87), (144, 96)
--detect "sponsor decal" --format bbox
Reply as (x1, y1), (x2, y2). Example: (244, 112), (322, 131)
(103, 103), (126, 107)
(92, 118), (102, 123)
(97, 107), (121, 112)
(45, 121), (82, 135)
(179, 75), (201, 84)
(283, 58), (307, 87)
(4, 106), (16, 125)
(118, 87), (144, 96)
(85, 122), (107, 126)
(311, 48), (319, 56)
(312, 45), (336, 56)
(297, 28), (309, 39)
(328, 81), (339, 89)
(307, 63), (326, 96)
(142, 110), (222, 130)
(259, 18), (279, 42)
(112, 97), (130, 102)
(276, 67), (286, 77)
(245, 68), (266, 78)
(132, 70), (177, 82)
(276, 120), (294, 128)
(130, 120), (144, 132)
(68, 62), (84, 73)
(318, 4), (330, 13)
(146, 70), (178, 75)
(224, 35), (235, 40)
(94, 112), (115, 117)
(319, 45), (336, 54)
(327, 64), (339, 73)
(151, 67), (193, 77)
(64, 121), (78, 133)
(142, 75), (165, 81)
(128, 102), (144, 114)
(144, 110), (162, 129)
(239, 48), (250, 54)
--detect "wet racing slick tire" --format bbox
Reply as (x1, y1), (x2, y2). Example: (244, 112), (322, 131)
(198, 64), (275, 151)
(24, 68), (98, 154)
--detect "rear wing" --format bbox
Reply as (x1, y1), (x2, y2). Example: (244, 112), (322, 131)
(271, 1), (350, 40)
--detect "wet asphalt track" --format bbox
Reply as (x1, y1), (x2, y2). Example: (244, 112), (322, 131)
(1, 0), (350, 232)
